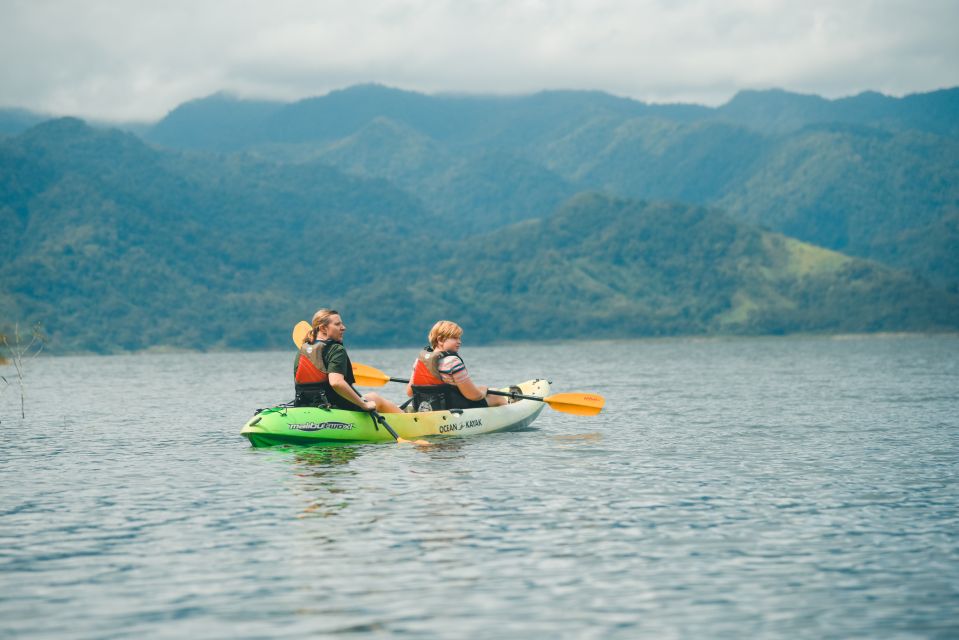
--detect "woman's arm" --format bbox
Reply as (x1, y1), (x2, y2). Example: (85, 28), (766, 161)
(329, 372), (375, 410)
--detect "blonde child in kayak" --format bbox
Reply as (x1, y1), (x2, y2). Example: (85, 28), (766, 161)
(294, 309), (402, 413)
(405, 320), (507, 412)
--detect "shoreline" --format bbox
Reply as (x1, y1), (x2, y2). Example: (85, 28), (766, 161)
(6, 330), (958, 360)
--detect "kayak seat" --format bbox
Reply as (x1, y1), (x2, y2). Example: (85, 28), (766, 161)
(411, 384), (488, 412)
(293, 387), (332, 408)
(411, 384), (448, 412)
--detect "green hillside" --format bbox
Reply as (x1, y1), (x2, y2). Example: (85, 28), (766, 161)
(345, 194), (958, 344)
(2, 119), (954, 353)
(716, 124), (959, 287)
(0, 119), (438, 352)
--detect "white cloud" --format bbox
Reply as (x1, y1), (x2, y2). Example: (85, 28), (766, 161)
(0, 0), (956, 121)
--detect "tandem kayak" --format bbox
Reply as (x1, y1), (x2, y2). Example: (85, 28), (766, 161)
(241, 379), (550, 447)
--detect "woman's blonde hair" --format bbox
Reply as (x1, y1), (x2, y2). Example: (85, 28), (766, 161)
(306, 308), (339, 343)
(428, 320), (463, 348)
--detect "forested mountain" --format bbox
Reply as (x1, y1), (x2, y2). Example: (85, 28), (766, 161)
(1, 119), (956, 353)
(138, 84), (959, 289)
(0, 118), (438, 351)
(346, 193), (957, 344)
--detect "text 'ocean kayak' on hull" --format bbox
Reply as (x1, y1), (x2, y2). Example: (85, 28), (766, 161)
(241, 379), (550, 447)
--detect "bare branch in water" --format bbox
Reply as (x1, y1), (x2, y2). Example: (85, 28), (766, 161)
(1, 322), (45, 419)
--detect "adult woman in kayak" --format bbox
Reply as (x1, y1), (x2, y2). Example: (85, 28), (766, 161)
(405, 320), (507, 412)
(294, 309), (402, 413)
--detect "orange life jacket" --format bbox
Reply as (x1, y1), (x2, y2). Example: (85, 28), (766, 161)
(293, 339), (358, 409)
(294, 340), (331, 384)
(409, 348), (487, 411)
(411, 347), (457, 385)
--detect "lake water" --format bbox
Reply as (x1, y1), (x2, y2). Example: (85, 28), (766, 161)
(2, 335), (957, 638)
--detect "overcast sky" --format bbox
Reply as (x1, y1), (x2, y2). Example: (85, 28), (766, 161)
(2, 0), (957, 122)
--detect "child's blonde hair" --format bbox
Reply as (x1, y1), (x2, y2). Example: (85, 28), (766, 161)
(428, 320), (463, 348)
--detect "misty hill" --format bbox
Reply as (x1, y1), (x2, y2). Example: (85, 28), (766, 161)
(153, 86), (661, 151)
(715, 88), (959, 136)
(0, 107), (50, 136)
(139, 85), (959, 289)
(147, 84), (959, 149)
(2, 120), (956, 353)
(147, 92), (287, 150)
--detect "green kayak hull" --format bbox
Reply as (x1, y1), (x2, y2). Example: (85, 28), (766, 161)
(241, 379), (549, 447)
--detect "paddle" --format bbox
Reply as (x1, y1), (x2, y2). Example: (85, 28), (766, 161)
(295, 321), (603, 415)
(368, 409), (426, 445)
(351, 362), (605, 416)
(291, 321), (428, 444)
(292, 320), (311, 346)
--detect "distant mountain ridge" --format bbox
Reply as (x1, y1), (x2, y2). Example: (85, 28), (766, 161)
(4, 84), (955, 141)
(716, 87), (959, 135)
(135, 83), (959, 288)
(147, 92), (286, 150)
(142, 84), (959, 150)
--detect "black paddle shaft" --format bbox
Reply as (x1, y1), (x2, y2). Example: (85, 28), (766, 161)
(387, 376), (544, 403)
(370, 410), (400, 440)
(350, 382), (400, 441)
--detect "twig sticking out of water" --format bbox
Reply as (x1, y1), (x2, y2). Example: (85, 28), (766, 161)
(1, 322), (45, 419)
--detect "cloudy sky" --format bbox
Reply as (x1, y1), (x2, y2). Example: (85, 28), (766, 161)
(1, 0), (957, 122)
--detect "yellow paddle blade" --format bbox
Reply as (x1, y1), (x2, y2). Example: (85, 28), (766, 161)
(351, 362), (391, 387)
(544, 392), (605, 416)
(292, 321), (311, 347)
